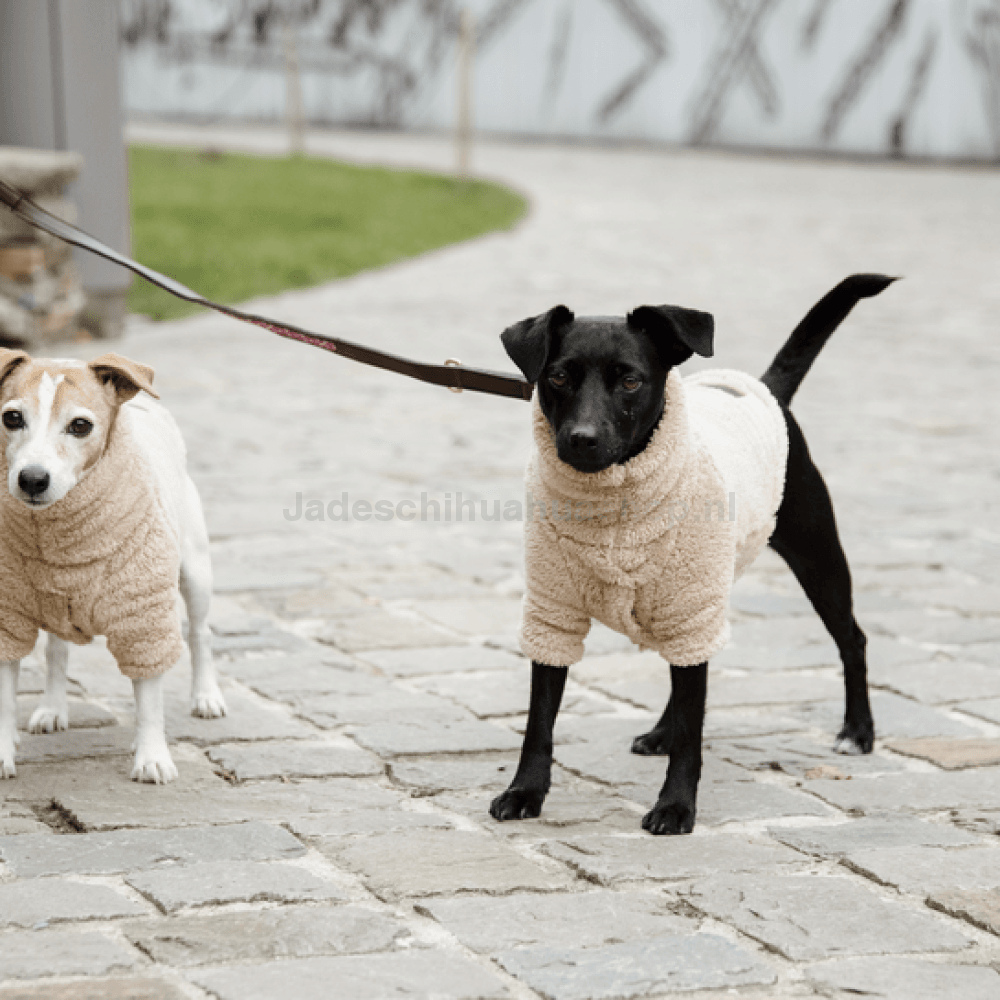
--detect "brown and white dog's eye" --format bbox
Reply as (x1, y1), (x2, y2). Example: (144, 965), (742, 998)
(548, 372), (568, 388)
(67, 418), (93, 438)
(2, 410), (24, 430)
(622, 376), (642, 392)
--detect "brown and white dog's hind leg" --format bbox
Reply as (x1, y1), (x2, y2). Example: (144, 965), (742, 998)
(28, 634), (70, 734)
(178, 478), (225, 720)
(0, 660), (20, 778)
(131, 673), (177, 783)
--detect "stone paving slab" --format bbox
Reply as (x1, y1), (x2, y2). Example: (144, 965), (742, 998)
(542, 833), (804, 885)
(875, 659), (1000, 705)
(0, 980), (188, 1000)
(190, 949), (510, 1000)
(125, 859), (347, 912)
(15, 699), (117, 730)
(122, 905), (412, 966)
(928, 888), (1000, 937)
(358, 644), (524, 677)
(418, 890), (696, 951)
(297, 686), (474, 727)
(13, 727), (134, 765)
(715, 735), (908, 777)
(165, 684), (319, 745)
(955, 697), (1000, 727)
(683, 873), (970, 960)
(350, 719), (522, 756)
(223, 655), (383, 703)
(844, 845), (1000, 895)
(332, 828), (572, 900)
(290, 807), (455, 842)
(0, 821), (304, 877)
(770, 817), (983, 857)
(886, 737), (1000, 769)
(804, 956), (1000, 1000)
(0, 930), (140, 980)
(411, 598), (524, 636)
(207, 739), (383, 780)
(387, 755), (518, 796)
(496, 934), (777, 999)
(317, 611), (462, 652)
(794, 690), (981, 739)
(803, 769), (1000, 815)
(41, 754), (399, 830)
(0, 878), (149, 928)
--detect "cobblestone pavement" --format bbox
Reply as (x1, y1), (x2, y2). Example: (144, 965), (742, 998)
(2, 123), (1000, 998)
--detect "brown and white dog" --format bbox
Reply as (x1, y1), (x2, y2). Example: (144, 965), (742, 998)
(0, 350), (224, 783)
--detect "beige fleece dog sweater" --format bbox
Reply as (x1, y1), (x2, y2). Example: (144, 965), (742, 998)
(0, 404), (185, 679)
(521, 368), (788, 667)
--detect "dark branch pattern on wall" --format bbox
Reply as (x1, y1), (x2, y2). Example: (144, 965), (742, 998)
(595, 0), (669, 124)
(541, 1), (573, 111)
(118, 0), (1000, 159)
(688, 0), (780, 144)
(962, 0), (1000, 155)
(889, 25), (938, 155)
(820, 0), (911, 143)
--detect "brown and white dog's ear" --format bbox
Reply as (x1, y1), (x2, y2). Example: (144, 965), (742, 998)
(0, 348), (30, 392)
(89, 353), (160, 403)
(627, 304), (715, 368)
(501, 305), (574, 384)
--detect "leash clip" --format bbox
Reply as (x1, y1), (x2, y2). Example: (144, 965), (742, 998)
(444, 358), (463, 392)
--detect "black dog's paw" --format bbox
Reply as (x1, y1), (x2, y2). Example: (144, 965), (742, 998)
(490, 787), (545, 822)
(834, 717), (875, 756)
(631, 728), (672, 756)
(642, 799), (696, 836)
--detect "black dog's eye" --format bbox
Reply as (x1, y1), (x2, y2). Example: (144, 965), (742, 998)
(2, 410), (24, 430)
(622, 376), (642, 392)
(67, 418), (93, 438)
(548, 372), (568, 388)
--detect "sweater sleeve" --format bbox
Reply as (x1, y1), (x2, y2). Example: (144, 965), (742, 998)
(520, 518), (591, 667)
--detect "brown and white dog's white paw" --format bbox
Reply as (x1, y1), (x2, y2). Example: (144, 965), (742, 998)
(131, 735), (178, 784)
(28, 703), (69, 734)
(191, 685), (227, 719)
(0, 736), (17, 779)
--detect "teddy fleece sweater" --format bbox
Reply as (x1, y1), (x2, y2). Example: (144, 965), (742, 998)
(521, 367), (788, 668)
(0, 403), (185, 679)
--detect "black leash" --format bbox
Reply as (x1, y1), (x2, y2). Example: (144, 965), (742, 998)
(0, 179), (533, 402)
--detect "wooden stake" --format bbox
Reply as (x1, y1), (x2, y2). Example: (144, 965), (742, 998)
(457, 9), (475, 176)
(284, 18), (305, 156)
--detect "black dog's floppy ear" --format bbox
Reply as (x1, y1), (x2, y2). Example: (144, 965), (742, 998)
(627, 304), (715, 367)
(501, 305), (574, 383)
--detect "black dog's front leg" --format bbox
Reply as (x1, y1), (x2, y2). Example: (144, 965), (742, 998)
(642, 662), (707, 836)
(490, 661), (567, 821)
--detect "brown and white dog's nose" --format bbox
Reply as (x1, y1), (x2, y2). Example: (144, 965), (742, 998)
(18, 466), (50, 498)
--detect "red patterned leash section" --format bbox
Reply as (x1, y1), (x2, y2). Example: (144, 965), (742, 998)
(0, 179), (534, 402)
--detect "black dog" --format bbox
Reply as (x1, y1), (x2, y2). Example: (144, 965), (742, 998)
(490, 274), (894, 835)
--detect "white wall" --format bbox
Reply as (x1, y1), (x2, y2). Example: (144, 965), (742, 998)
(120, 0), (1000, 160)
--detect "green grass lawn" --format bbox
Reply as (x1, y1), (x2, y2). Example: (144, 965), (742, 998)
(127, 145), (527, 321)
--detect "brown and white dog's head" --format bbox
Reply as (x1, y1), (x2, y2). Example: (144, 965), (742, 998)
(0, 350), (158, 509)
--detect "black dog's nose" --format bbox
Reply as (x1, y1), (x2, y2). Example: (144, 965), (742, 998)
(568, 427), (599, 453)
(18, 466), (50, 498)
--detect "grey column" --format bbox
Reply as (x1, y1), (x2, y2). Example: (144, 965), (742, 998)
(0, 0), (131, 337)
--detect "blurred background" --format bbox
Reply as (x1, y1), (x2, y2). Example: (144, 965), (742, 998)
(0, 0), (998, 346)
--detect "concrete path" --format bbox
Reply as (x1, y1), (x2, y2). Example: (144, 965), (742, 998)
(2, 123), (1000, 998)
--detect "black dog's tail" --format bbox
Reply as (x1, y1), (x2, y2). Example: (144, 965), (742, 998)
(761, 274), (897, 407)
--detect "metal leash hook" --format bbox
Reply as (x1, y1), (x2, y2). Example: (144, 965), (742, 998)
(444, 358), (463, 392)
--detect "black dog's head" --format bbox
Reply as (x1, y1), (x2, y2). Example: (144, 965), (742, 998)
(501, 303), (714, 473)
